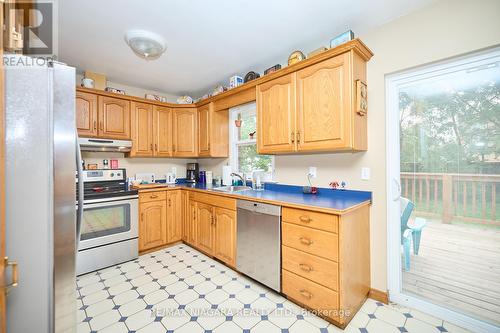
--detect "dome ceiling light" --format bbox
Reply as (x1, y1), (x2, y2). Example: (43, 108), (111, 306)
(125, 30), (166, 60)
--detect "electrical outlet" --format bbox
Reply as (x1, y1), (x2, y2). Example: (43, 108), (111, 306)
(308, 167), (317, 178)
(361, 167), (370, 180)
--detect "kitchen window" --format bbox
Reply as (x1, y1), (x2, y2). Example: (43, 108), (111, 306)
(229, 102), (274, 179)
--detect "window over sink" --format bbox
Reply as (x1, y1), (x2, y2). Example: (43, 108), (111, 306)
(229, 102), (274, 180)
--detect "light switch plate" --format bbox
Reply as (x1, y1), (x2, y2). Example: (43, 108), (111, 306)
(361, 167), (370, 180)
(308, 167), (317, 178)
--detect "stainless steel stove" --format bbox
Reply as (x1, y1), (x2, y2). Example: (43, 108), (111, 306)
(76, 169), (138, 275)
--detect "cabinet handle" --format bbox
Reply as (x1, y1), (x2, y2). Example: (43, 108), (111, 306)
(168, 198), (171, 207)
(291, 131), (295, 143)
(299, 237), (313, 246)
(299, 289), (312, 299)
(99, 121), (104, 130)
(150, 194), (158, 199)
(299, 215), (311, 223)
(150, 144), (153, 151)
(155, 143), (157, 151)
(93, 120), (97, 130)
(299, 263), (313, 272)
(141, 213), (144, 221)
(297, 131), (301, 142)
(172, 144), (176, 152)
(4, 257), (18, 294)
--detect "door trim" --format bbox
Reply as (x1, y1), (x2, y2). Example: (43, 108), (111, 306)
(385, 46), (500, 333)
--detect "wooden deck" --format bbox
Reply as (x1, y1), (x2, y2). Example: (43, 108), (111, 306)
(402, 220), (500, 326)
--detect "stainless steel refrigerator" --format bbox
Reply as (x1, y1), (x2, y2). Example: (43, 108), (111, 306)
(5, 56), (80, 333)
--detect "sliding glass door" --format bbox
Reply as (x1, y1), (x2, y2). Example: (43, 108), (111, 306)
(387, 48), (500, 332)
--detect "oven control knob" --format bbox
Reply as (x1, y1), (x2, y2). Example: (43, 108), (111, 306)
(110, 173), (114, 177)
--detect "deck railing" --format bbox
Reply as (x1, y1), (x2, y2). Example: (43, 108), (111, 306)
(400, 172), (500, 226)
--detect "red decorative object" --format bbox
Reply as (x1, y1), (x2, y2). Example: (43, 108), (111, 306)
(329, 181), (339, 189)
(311, 186), (318, 194)
(110, 159), (119, 169)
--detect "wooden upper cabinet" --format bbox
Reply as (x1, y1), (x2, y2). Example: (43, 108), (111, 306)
(296, 53), (350, 152)
(257, 74), (296, 154)
(198, 104), (210, 156)
(98, 96), (131, 139)
(166, 190), (182, 243)
(173, 108), (198, 157)
(130, 102), (153, 156)
(139, 200), (167, 252)
(154, 106), (172, 157)
(196, 202), (214, 255)
(214, 207), (237, 267)
(76, 91), (98, 137)
(198, 103), (229, 158)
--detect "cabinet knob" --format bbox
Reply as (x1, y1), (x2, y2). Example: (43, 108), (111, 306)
(93, 120), (97, 130)
(299, 289), (312, 299)
(291, 131), (295, 143)
(299, 215), (311, 223)
(297, 131), (301, 142)
(299, 263), (313, 272)
(99, 121), (104, 131)
(299, 237), (313, 246)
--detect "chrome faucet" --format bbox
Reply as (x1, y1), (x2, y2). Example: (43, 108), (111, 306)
(230, 172), (245, 184)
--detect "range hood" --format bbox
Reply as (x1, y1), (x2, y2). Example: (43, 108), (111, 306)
(78, 138), (132, 152)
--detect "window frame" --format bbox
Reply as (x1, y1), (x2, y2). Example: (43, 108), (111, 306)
(229, 102), (275, 178)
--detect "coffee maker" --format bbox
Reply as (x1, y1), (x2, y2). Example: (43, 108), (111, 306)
(186, 163), (199, 183)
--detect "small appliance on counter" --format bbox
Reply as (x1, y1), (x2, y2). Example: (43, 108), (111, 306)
(135, 172), (155, 184)
(186, 163), (199, 183)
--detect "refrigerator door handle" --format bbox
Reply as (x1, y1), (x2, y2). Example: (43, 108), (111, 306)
(76, 133), (84, 251)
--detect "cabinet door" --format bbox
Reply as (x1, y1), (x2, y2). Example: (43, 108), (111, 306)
(98, 96), (131, 139)
(188, 201), (197, 246)
(214, 208), (237, 267)
(153, 106), (172, 157)
(296, 53), (350, 151)
(131, 102), (153, 156)
(198, 105), (210, 156)
(181, 191), (189, 241)
(196, 203), (214, 255)
(139, 200), (167, 251)
(76, 91), (98, 137)
(166, 190), (182, 243)
(172, 108), (198, 157)
(257, 74), (296, 154)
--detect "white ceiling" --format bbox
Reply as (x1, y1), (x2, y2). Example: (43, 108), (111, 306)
(58, 0), (434, 97)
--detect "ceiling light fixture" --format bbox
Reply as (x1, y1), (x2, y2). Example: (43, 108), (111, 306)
(125, 30), (166, 60)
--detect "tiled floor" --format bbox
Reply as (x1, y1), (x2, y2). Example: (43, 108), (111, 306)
(76, 244), (472, 333)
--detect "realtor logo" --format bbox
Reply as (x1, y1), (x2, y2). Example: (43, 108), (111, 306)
(4, 1), (54, 56)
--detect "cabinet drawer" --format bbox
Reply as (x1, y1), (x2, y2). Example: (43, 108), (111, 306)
(282, 222), (338, 261)
(282, 245), (338, 291)
(282, 269), (339, 316)
(139, 190), (167, 203)
(189, 192), (236, 210)
(282, 207), (338, 233)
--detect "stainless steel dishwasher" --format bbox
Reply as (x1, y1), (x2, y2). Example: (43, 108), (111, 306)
(236, 200), (281, 292)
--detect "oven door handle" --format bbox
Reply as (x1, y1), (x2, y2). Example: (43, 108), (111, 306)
(76, 132), (84, 251)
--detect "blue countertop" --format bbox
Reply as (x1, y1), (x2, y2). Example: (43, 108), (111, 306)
(170, 181), (372, 213)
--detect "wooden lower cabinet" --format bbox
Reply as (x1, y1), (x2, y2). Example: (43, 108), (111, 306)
(183, 193), (237, 267)
(196, 202), (215, 254)
(281, 206), (370, 328)
(139, 199), (167, 251)
(213, 208), (236, 267)
(166, 190), (182, 243)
